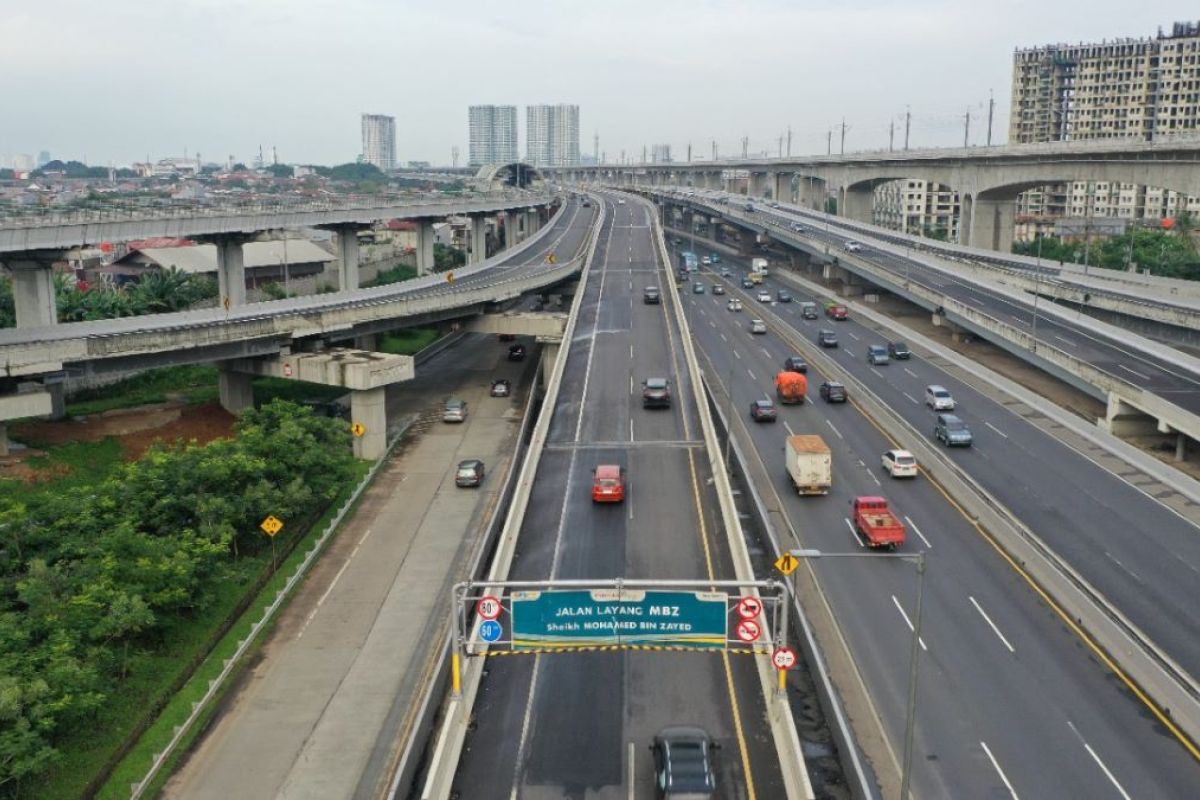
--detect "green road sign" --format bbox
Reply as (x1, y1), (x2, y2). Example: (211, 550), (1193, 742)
(511, 589), (728, 649)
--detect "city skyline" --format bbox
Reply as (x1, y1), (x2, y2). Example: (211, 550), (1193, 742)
(5, 2), (1200, 166)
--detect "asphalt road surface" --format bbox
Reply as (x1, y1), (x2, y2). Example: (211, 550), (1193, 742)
(452, 196), (787, 799)
(676, 245), (1200, 798)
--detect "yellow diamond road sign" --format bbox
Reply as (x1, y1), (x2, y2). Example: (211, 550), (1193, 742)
(774, 553), (800, 576)
(351, 422), (367, 437)
(261, 515), (284, 537)
(446, 271), (456, 284)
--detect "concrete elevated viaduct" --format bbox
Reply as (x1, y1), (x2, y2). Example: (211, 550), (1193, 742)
(553, 138), (1200, 253)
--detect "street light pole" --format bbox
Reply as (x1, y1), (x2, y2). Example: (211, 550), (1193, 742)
(791, 548), (927, 799)
(1031, 233), (1043, 349)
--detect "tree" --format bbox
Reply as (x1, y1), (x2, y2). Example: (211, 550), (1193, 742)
(265, 164), (294, 179)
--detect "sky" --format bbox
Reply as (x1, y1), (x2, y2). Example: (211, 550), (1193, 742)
(2, 0), (1197, 167)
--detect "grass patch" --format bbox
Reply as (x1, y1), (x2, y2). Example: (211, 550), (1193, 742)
(379, 327), (440, 355)
(364, 263), (417, 287)
(0, 438), (125, 504)
(66, 365), (219, 416)
(94, 459), (373, 800)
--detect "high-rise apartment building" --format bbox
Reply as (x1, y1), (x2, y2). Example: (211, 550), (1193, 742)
(874, 180), (961, 242)
(650, 144), (673, 164)
(361, 113), (396, 171)
(526, 104), (580, 167)
(468, 105), (519, 167)
(1010, 22), (1200, 236)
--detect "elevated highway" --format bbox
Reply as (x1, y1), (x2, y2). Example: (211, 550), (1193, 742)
(680, 244), (1200, 796)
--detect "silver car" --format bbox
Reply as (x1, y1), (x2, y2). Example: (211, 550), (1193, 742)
(442, 398), (468, 423)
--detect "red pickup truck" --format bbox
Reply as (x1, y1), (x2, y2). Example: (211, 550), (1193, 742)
(824, 302), (849, 320)
(852, 496), (906, 549)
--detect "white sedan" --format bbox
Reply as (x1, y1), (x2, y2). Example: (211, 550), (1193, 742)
(881, 449), (918, 478)
(749, 319), (767, 335)
(756, 291), (772, 302)
(727, 298), (743, 312)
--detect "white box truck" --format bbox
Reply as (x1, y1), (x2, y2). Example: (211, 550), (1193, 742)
(785, 435), (832, 495)
(751, 257), (769, 277)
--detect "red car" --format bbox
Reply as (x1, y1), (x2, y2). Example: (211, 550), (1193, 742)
(592, 464), (626, 503)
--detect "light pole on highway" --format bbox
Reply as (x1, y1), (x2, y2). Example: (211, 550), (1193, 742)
(1031, 233), (1044, 350)
(790, 548), (927, 800)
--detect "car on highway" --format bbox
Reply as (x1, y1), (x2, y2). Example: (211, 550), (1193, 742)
(618, 198), (626, 205)
(508, 343), (527, 361)
(741, 277), (755, 288)
(824, 302), (848, 320)
(642, 377), (672, 408)
(710, 253), (721, 264)
(749, 398), (778, 422)
(756, 290), (772, 302)
(867, 344), (890, 365)
(719, 267), (731, 277)
(843, 240), (863, 252)
(442, 398), (469, 423)
(650, 726), (718, 799)
(712, 284), (725, 295)
(790, 222), (806, 232)
(819, 381), (848, 403)
(490, 379), (511, 398)
(881, 449), (918, 478)
(888, 341), (912, 359)
(783, 356), (808, 373)
(799, 301), (819, 319)
(592, 464), (626, 503)
(454, 459), (485, 487)
(934, 414), (974, 446)
(643, 286), (661, 304)
(701, 256), (712, 266)
(925, 384), (956, 410)
(817, 329), (838, 347)
(727, 298), (743, 312)
(744, 202), (756, 212)
(692, 282), (705, 294)
(777, 289), (793, 303)
(749, 319), (768, 334)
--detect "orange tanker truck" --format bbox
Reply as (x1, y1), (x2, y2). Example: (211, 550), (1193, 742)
(775, 371), (808, 404)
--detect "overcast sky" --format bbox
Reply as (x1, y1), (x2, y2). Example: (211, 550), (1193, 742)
(3, 1), (1196, 167)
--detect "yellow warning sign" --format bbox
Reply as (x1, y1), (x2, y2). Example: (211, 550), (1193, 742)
(260, 515), (284, 537)
(774, 553), (800, 576)
(351, 422), (367, 437)
(547, 252), (557, 264)
(446, 272), (456, 284)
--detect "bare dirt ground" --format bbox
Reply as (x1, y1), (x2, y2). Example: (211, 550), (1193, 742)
(2, 402), (236, 482)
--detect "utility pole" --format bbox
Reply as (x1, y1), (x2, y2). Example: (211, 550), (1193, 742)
(964, 108), (971, 148)
(904, 106), (911, 150)
(741, 136), (749, 159)
(778, 134), (784, 158)
(594, 133), (599, 163)
(642, 145), (647, 163)
(986, 90), (995, 147)
(889, 119), (895, 151)
(787, 126), (793, 157)
(827, 129), (833, 155)
(839, 117), (847, 155)
(687, 142), (692, 162)
(712, 139), (718, 161)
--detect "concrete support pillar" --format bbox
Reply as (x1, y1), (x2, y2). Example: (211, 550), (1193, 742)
(967, 196), (1015, 253)
(839, 186), (873, 223)
(470, 215), (488, 264)
(47, 383), (65, 420)
(506, 212), (522, 248)
(218, 367), (254, 415)
(527, 209), (539, 236)
(335, 228), (361, 291)
(774, 173), (793, 204)
(350, 386), (387, 460)
(539, 342), (560, 386)
(215, 237), (248, 308)
(6, 260), (58, 328)
(1177, 433), (1188, 462)
(797, 177), (826, 210)
(0, 422), (7, 457)
(354, 333), (378, 350)
(416, 220), (436, 276)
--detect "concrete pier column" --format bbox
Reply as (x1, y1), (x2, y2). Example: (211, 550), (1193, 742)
(416, 220), (436, 276)
(335, 227), (361, 291)
(967, 196), (1015, 253)
(527, 209), (539, 235)
(1177, 433), (1188, 462)
(218, 366), (254, 414)
(539, 342), (561, 386)
(797, 177), (827, 211)
(215, 237), (248, 308)
(470, 215), (488, 264)
(0, 422), (7, 457)
(774, 173), (793, 204)
(350, 386), (387, 460)
(5, 259), (58, 328)
(354, 333), (378, 350)
(839, 185), (874, 223)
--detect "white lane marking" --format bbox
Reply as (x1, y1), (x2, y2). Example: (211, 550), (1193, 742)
(298, 527), (374, 639)
(1104, 551), (1143, 583)
(630, 418), (635, 442)
(629, 374), (634, 395)
(969, 596), (1015, 653)
(747, 369), (757, 381)
(1010, 314), (1028, 326)
(844, 349), (855, 358)
(734, 350), (742, 360)
(891, 595), (928, 650)
(985, 421), (1009, 438)
(762, 347), (772, 358)
(710, 320), (716, 328)
(720, 332), (727, 342)
(826, 419), (843, 439)
(698, 307), (706, 316)
(847, 331), (860, 341)
(628, 280), (632, 290)
(1054, 334), (1078, 347)
(902, 392), (918, 405)
(903, 517), (932, 549)
(903, 367), (918, 378)
(627, 742), (636, 800)
(844, 518), (865, 548)
(1065, 721), (1132, 800)
(1116, 363), (1150, 381)
(870, 367), (882, 379)
(980, 741), (1019, 799)
(783, 421), (795, 436)
(869, 469), (881, 486)
(630, 344), (634, 359)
